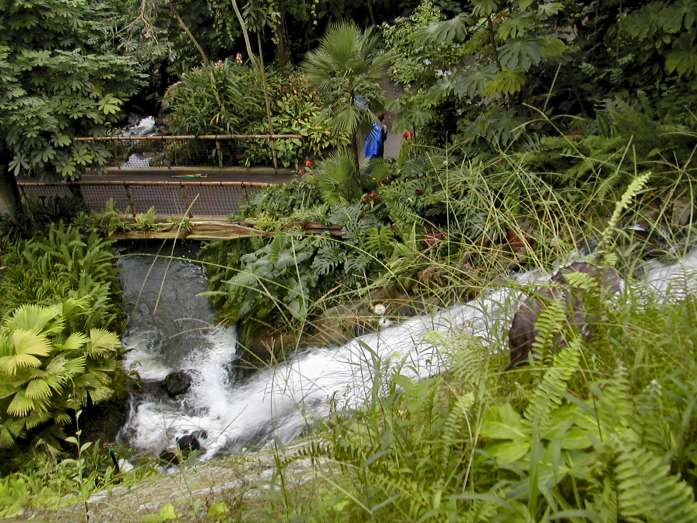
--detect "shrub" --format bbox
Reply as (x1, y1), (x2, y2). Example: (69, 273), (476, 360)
(0, 304), (121, 450)
(0, 224), (123, 331)
(163, 63), (346, 167)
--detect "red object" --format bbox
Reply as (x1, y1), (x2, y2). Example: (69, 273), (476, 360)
(402, 130), (415, 140)
(305, 159), (314, 168)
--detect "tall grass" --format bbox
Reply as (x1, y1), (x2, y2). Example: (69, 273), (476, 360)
(186, 145), (697, 521)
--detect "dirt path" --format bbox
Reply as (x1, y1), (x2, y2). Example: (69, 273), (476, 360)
(360, 76), (404, 162)
(382, 76), (405, 159)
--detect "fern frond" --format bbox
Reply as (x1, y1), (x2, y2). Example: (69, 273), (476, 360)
(599, 172), (651, 253)
(441, 392), (475, 463)
(524, 339), (581, 429)
(596, 363), (634, 436)
(563, 271), (599, 293)
(615, 440), (697, 522)
(530, 297), (567, 359)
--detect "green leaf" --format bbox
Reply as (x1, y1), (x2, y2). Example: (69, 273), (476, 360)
(498, 39), (545, 71)
(159, 503), (178, 521)
(97, 95), (121, 116)
(87, 329), (120, 358)
(665, 48), (697, 77)
(481, 404), (529, 440)
(207, 501), (230, 519)
(538, 2), (564, 18)
(483, 69), (527, 96)
(473, 0), (499, 16)
(59, 332), (88, 351)
(6, 391), (34, 417)
(24, 380), (51, 401)
(11, 330), (51, 358)
(486, 440), (530, 464)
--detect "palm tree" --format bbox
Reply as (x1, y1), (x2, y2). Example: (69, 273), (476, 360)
(302, 22), (388, 171)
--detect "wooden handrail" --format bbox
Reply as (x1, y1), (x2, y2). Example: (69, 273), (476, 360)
(17, 180), (272, 187)
(75, 134), (303, 142)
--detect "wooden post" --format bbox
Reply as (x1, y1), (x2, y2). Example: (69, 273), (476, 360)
(215, 140), (223, 168)
(125, 184), (136, 219)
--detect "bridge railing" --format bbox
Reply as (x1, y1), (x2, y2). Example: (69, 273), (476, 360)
(17, 179), (271, 218)
(76, 133), (304, 171)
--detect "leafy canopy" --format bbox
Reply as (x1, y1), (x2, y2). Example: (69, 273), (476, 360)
(0, 0), (145, 179)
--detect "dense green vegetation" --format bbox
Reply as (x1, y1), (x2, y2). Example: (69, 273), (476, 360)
(2, 0), (697, 520)
(205, 277), (697, 522)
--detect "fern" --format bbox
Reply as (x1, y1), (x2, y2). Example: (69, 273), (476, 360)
(524, 339), (581, 429)
(615, 440), (697, 522)
(530, 296), (567, 360)
(595, 364), (634, 439)
(440, 391), (474, 463)
(598, 172), (651, 255)
(311, 241), (347, 276)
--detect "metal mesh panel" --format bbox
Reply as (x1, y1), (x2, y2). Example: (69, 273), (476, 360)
(79, 184), (130, 213)
(188, 184), (262, 217)
(129, 185), (188, 215)
(20, 185), (73, 200)
(18, 181), (268, 218)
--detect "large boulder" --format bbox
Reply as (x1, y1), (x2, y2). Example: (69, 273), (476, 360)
(508, 262), (622, 368)
(162, 370), (193, 398)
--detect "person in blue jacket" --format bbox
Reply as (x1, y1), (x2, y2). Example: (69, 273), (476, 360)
(364, 114), (388, 159)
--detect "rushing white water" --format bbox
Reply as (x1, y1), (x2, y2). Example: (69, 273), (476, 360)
(118, 248), (697, 459)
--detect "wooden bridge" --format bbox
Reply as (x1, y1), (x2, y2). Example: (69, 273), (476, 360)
(17, 134), (309, 240)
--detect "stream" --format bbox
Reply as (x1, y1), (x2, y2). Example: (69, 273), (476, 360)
(117, 247), (697, 460)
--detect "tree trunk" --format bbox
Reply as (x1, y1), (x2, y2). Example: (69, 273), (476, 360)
(256, 32), (278, 169)
(230, 0), (255, 62)
(352, 134), (361, 175)
(172, 9), (209, 65)
(0, 146), (20, 214)
(276, 10), (290, 65)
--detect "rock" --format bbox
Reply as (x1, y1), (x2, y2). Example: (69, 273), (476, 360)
(162, 371), (192, 398)
(508, 262), (622, 368)
(159, 449), (179, 466)
(80, 399), (130, 444)
(177, 430), (207, 453)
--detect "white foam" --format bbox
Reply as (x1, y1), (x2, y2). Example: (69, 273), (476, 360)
(119, 248), (697, 458)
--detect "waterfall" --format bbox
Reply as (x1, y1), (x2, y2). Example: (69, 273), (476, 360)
(117, 248), (697, 459)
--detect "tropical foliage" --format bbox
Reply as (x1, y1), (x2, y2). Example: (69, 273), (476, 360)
(0, 304), (121, 450)
(0, 224), (123, 332)
(291, 289), (697, 522)
(4, 0), (697, 519)
(0, 0), (144, 179)
(164, 62), (347, 166)
(303, 21), (388, 168)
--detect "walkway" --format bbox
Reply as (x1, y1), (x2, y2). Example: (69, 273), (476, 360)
(17, 167), (295, 219)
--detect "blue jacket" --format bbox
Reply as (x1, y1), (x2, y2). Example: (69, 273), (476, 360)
(364, 122), (386, 159)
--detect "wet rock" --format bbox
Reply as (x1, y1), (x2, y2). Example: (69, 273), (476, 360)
(162, 371), (192, 397)
(177, 430), (207, 453)
(80, 399), (129, 444)
(508, 262), (622, 368)
(159, 449), (180, 466)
